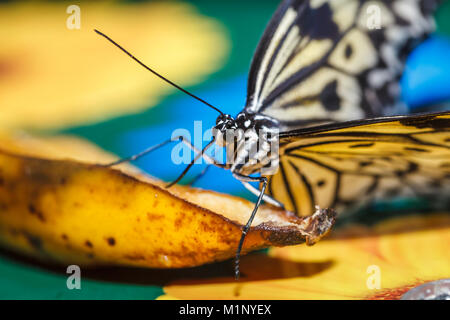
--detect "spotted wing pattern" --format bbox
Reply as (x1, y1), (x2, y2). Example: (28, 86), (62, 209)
(245, 0), (440, 130)
(264, 111), (450, 216)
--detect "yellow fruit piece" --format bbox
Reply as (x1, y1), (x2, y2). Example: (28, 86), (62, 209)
(0, 132), (336, 268)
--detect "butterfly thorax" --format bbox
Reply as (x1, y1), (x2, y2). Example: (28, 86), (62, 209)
(213, 112), (280, 175)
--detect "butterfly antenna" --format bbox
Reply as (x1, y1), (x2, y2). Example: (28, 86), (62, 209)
(94, 29), (224, 116)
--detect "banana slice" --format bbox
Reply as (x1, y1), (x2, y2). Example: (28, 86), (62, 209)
(0, 132), (336, 268)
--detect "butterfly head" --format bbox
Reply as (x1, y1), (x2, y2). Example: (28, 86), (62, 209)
(213, 114), (239, 147)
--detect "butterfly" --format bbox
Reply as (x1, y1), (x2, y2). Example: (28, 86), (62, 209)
(95, 0), (448, 279)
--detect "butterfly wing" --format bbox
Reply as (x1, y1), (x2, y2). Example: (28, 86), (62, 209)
(264, 111), (450, 216)
(245, 0), (440, 130)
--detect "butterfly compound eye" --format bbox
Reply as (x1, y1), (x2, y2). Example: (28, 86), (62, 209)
(215, 115), (224, 125)
(216, 114), (232, 125)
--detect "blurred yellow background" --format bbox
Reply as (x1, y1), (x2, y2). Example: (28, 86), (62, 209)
(0, 1), (228, 129)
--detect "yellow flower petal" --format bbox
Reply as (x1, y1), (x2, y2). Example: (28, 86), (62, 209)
(162, 214), (450, 299)
(0, 1), (228, 129)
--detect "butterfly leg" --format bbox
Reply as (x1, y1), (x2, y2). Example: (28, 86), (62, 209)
(166, 136), (234, 187)
(232, 172), (268, 280)
(101, 137), (178, 167)
(176, 137), (230, 170)
(166, 138), (216, 188)
(240, 181), (285, 209)
(187, 164), (211, 186)
(101, 135), (221, 167)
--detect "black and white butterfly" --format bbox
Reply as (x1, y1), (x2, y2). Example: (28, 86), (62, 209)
(96, 0), (449, 279)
